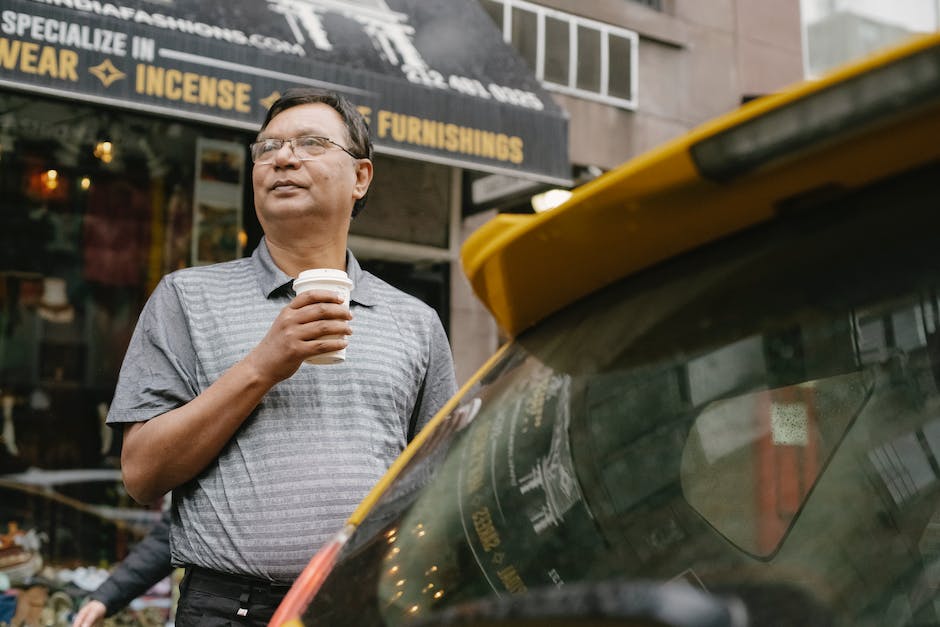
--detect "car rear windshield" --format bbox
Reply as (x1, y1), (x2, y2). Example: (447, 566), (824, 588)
(306, 159), (940, 627)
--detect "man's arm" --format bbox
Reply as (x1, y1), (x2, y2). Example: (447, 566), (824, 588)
(120, 355), (277, 504)
(119, 286), (352, 505)
(88, 511), (173, 616)
(72, 510), (173, 627)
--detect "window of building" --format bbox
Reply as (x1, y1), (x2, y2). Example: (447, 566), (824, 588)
(576, 25), (602, 93)
(543, 16), (571, 85)
(511, 5), (539, 71)
(481, 0), (639, 109)
(630, 0), (662, 10)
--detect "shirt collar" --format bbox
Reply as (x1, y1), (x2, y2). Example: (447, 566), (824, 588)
(252, 237), (377, 307)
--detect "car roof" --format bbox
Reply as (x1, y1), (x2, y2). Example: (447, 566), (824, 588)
(461, 31), (940, 338)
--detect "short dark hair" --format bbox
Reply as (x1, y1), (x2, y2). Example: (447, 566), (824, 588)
(259, 87), (373, 217)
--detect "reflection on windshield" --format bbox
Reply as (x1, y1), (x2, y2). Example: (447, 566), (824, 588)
(308, 294), (940, 626)
(681, 369), (875, 557)
(303, 166), (940, 626)
(375, 363), (592, 623)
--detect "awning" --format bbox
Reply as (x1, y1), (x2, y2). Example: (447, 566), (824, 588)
(0, 0), (570, 184)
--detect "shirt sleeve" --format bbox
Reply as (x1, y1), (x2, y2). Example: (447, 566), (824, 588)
(408, 310), (458, 440)
(90, 510), (173, 616)
(107, 275), (200, 426)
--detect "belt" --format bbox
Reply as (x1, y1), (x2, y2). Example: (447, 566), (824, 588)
(184, 566), (293, 601)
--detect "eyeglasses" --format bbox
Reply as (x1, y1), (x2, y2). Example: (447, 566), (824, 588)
(249, 135), (359, 164)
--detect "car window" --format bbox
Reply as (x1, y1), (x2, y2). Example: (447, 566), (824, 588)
(303, 162), (940, 626)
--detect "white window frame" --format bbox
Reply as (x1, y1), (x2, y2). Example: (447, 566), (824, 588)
(491, 0), (639, 110)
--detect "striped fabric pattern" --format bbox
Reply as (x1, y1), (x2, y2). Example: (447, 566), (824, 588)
(108, 239), (456, 581)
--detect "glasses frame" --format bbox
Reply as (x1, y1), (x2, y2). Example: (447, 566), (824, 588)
(250, 135), (360, 164)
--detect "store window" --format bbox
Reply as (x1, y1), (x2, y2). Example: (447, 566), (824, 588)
(350, 158), (452, 249)
(0, 93), (251, 467)
(0, 91), (251, 623)
(480, 0), (639, 109)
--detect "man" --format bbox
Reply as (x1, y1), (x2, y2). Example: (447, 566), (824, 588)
(108, 87), (458, 626)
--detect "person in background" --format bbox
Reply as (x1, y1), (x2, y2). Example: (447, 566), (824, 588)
(71, 511), (173, 627)
(107, 87), (458, 626)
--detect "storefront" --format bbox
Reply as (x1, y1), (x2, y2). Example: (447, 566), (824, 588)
(0, 0), (568, 622)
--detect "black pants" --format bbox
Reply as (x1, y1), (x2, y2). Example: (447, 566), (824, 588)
(175, 566), (292, 627)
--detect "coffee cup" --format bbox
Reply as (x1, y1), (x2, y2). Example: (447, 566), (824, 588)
(292, 268), (354, 364)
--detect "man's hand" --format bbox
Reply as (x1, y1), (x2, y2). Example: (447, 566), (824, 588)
(72, 599), (107, 627)
(244, 289), (353, 384)
(122, 289), (353, 504)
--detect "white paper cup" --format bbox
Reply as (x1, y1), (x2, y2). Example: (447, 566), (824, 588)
(293, 268), (354, 365)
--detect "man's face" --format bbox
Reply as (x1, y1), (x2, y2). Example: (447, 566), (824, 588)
(252, 102), (371, 234)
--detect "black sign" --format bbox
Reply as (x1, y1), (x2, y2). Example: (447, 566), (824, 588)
(0, 0), (570, 183)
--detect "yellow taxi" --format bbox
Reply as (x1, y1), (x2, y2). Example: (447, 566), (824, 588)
(272, 30), (940, 627)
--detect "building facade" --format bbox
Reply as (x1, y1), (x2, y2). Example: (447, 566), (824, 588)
(456, 0), (805, 381)
(802, 0), (940, 78)
(0, 2), (804, 616)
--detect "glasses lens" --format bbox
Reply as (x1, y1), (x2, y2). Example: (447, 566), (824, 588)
(251, 139), (281, 164)
(293, 136), (331, 160)
(251, 137), (345, 164)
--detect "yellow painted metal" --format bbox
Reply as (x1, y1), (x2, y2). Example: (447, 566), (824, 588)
(462, 31), (940, 338)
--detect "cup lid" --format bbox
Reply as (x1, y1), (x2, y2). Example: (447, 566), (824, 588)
(294, 268), (353, 287)
(297, 268), (348, 280)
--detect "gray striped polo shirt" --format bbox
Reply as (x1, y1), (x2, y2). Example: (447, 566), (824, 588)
(107, 238), (457, 581)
